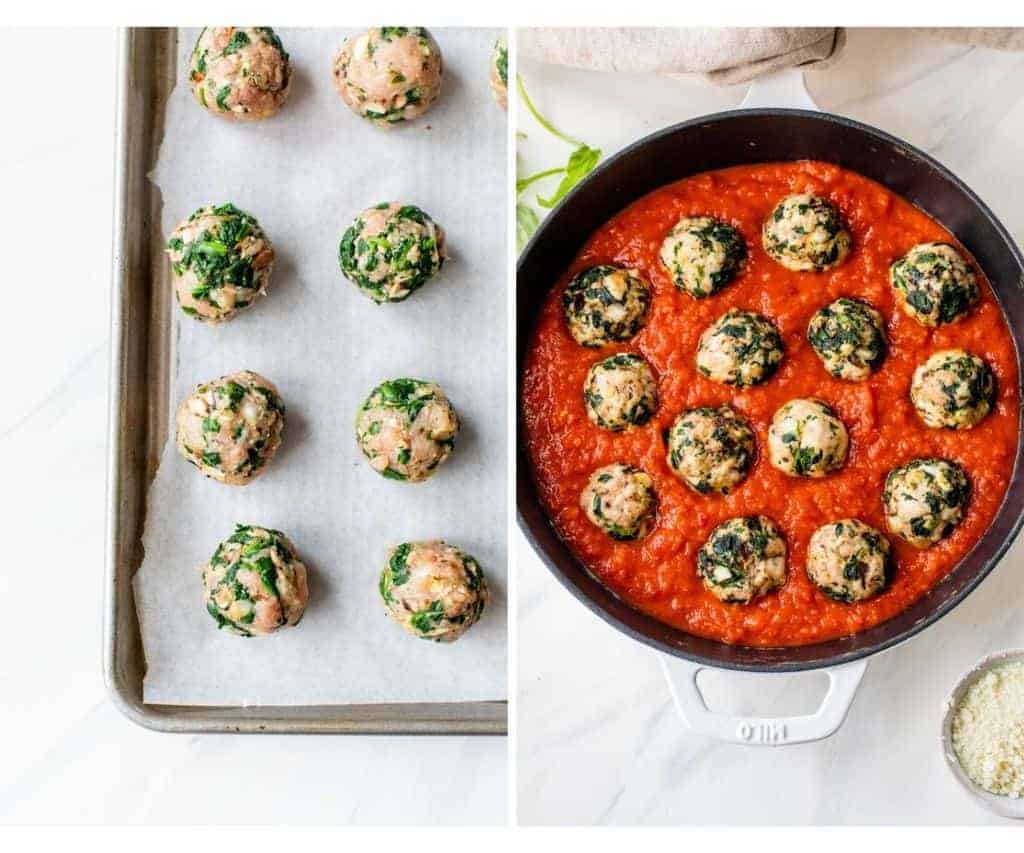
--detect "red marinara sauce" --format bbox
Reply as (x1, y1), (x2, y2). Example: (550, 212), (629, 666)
(521, 160), (1020, 647)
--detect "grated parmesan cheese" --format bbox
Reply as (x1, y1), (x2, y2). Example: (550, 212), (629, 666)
(952, 661), (1024, 798)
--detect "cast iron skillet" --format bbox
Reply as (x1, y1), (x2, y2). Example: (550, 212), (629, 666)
(517, 108), (1024, 672)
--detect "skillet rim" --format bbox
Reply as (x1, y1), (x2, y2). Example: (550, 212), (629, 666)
(516, 107), (1024, 672)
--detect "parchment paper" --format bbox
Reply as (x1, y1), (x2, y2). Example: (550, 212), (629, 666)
(136, 27), (508, 705)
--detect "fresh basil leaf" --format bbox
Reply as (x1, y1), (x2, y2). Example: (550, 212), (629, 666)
(517, 203), (540, 253)
(516, 76), (580, 146)
(517, 167), (564, 195)
(515, 75), (602, 237)
(537, 144), (601, 209)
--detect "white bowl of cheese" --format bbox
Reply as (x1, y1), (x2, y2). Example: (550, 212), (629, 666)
(942, 649), (1024, 820)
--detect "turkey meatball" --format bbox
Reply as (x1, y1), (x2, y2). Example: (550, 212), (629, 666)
(666, 406), (755, 495)
(806, 519), (891, 603)
(201, 524), (308, 636)
(562, 265), (651, 348)
(379, 540), (487, 642)
(166, 203), (274, 324)
(768, 398), (848, 478)
(339, 202), (446, 304)
(807, 297), (886, 381)
(332, 27), (443, 127)
(890, 242), (978, 327)
(910, 349), (995, 430)
(658, 216), (746, 298)
(490, 40), (508, 110)
(583, 354), (658, 431)
(188, 27), (291, 121)
(696, 309), (784, 387)
(355, 378), (459, 482)
(884, 458), (970, 548)
(581, 463), (656, 541)
(697, 516), (786, 604)
(175, 370), (284, 485)
(763, 193), (851, 272)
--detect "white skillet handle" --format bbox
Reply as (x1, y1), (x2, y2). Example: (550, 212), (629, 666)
(659, 66), (840, 748)
(738, 67), (820, 112)
(660, 656), (867, 746)
(659, 63), (843, 741)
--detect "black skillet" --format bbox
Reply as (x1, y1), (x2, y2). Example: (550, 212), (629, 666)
(517, 103), (1024, 698)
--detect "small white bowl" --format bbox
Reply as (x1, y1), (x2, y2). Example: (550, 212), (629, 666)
(941, 649), (1024, 820)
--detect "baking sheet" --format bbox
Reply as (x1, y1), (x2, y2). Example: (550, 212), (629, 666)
(135, 27), (507, 706)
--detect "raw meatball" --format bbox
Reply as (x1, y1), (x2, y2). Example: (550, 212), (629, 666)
(696, 309), (784, 387)
(490, 40), (508, 110)
(355, 378), (459, 482)
(890, 242), (978, 327)
(201, 524), (308, 636)
(166, 203), (274, 323)
(762, 193), (852, 272)
(332, 27), (442, 127)
(339, 202), (446, 304)
(806, 519), (891, 603)
(175, 370), (285, 485)
(658, 216), (746, 298)
(581, 463), (656, 541)
(562, 265), (652, 348)
(697, 516), (786, 604)
(583, 354), (658, 431)
(379, 540), (487, 642)
(807, 297), (887, 381)
(666, 406), (755, 495)
(911, 349), (995, 430)
(188, 27), (291, 121)
(884, 458), (970, 548)
(768, 398), (848, 478)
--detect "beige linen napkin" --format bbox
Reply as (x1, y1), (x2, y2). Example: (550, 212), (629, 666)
(518, 27), (1024, 85)
(518, 27), (846, 85)
(921, 28), (1024, 51)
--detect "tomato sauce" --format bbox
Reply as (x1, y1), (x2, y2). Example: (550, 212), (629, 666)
(521, 161), (1020, 647)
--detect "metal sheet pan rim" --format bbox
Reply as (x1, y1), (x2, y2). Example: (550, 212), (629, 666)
(103, 27), (506, 735)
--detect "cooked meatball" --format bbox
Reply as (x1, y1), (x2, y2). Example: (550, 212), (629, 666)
(696, 309), (784, 387)
(807, 297), (887, 381)
(166, 203), (274, 324)
(490, 39), (508, 110)
(768, 398), (848, 478)
(911, 349), (995, 430)
(806, 519), (891, 603)
(332, 27), (443, 127)
(581, 463), (656, 541)
(339, 202), (446, 304)
(762, 193), (852, 272)
(666, 406), (755, 495)
(562, 265), (652, 348)
(175, 370), (285, 485)
(658, 216), (746, 298)
(379, 540), (487, 642)
(583, 354), (658, 431)
(188, 27), (291, 121)
(201, 524), (308, 636)
(697, 516), (786, 604)
(355, 378), (459, 482)
(890, 242), (979, 327)
(884, 458), (970, 548)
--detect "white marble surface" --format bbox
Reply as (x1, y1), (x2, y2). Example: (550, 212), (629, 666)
(0, 28), (505, 826)
(516, 28), (1024, 826)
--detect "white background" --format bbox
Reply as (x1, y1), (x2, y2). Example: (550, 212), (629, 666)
(0, 27), (506, 825)
(516, 28), (1024, 826)
(5, 16), (1024, 836)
